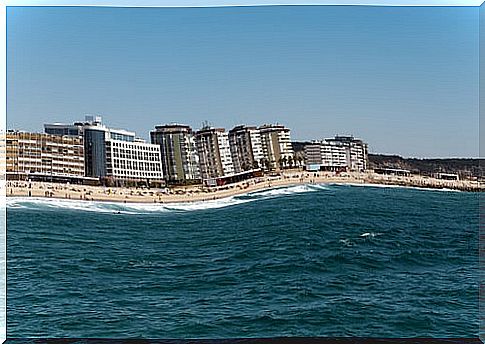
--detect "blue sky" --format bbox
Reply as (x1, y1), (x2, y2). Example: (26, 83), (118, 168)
(7, 5), (479, 157)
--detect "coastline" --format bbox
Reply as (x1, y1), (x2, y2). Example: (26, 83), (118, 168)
(6, 171), (483, 205)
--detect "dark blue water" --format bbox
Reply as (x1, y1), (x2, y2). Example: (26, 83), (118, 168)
(7, 184), (479, 338)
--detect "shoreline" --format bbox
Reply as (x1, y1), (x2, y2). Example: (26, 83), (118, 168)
(6, 171), (483, 205)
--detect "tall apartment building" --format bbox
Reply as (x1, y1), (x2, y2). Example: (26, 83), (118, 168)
(304, 142), (323, 170)
(6, 131), (85, 182)
(259, 124), (294, 171)
(195, 127), (234, 181)
(304, 135), (368, 172)
(228, 125), (263, 173)
(150, 124), (200, 183)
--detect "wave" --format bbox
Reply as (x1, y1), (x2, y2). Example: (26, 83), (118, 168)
(244, 184), (325, 198)
(360, 232), (382, 238)
(6, 181), (459, 214)
(6, 184), (325, 214)
(6, 196), (252, 214)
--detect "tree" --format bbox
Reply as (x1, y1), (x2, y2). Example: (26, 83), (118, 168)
(278, 157), (284, 170)
(282, 156), (288, 169)
(288, 156), (294, 168)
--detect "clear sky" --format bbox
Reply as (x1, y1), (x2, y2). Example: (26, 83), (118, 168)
(7, 5), (479, 158)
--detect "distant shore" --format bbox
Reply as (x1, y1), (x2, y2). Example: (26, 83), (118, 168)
(6, 171), (483, 204)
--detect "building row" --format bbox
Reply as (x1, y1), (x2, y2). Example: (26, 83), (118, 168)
(150, 123), (294, 186)
(6, 116), (298, 186)
(6, 115), (369, 186)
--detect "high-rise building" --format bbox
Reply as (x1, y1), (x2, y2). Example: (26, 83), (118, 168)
(259, 124), (294, 171)
(228, 125), (263, 173)
(83, 122), (164, 184)
(304, 135), (368, 172)
(304, 142), (323, 171)
(150, 124), (200, 183)
(195, 127), (234, 181)
(325, 136), (368, 171)
(6, 131), (85, 182)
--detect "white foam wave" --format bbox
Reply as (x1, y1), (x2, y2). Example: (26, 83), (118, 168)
(7, 197), (132, 214)
(339, 239), (354, 247)
(6, 183), (326, 214)
(245, 184), (325, 199)
(7, 196), (253, 214)
(360, 232), (382, 238)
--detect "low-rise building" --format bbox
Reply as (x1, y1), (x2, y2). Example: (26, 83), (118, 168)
(435, 172), (459, 181)
(374, 168), (411, 176)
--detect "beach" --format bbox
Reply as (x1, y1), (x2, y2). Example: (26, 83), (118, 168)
(6, 170), (483, 204)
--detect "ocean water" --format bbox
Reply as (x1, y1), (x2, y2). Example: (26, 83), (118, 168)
(7, 184), (479, 338)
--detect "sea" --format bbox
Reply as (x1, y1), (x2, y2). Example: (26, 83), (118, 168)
(6, 183), (479, 338)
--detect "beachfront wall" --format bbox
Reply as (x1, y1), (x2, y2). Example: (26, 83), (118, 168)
(150, 124), (201, 184)
(228, 125), (264, 174)
(6, 131), (85, 180)
(259, 124), (294, 171)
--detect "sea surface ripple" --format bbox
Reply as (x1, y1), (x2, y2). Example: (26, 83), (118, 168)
(7, 184), (479, 338)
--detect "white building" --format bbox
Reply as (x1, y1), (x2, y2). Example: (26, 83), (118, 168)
(259, 124), (294, 171)
(305, 135), (368, 172)
(80, 117), (164, 185)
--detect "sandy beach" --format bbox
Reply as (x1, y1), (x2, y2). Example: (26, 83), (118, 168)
(6, 170), (483, 204)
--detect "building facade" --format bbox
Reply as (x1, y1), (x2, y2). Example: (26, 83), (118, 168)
(304, 142), (323, 171)
(195, 127), (234, 181)
(228, 125), (263, 173)
(6, 131), (85, 181)
(259, 124), (294, 171)
(84, 123), (164, 184)
(304, 135), (368, 172)
(150, 124), (200, 183)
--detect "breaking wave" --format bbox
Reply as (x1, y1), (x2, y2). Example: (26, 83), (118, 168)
(6, 184), (325, 214)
